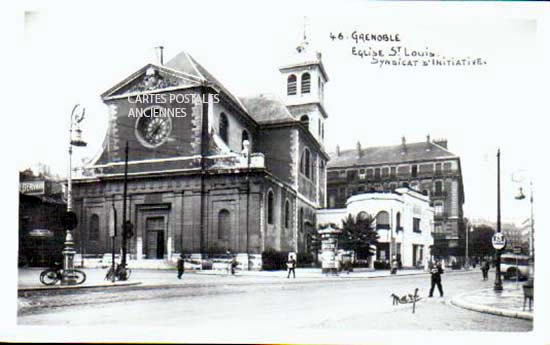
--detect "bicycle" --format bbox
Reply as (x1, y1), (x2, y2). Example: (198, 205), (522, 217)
(39, 267), (87, 286)
(105, 264), (132, 281)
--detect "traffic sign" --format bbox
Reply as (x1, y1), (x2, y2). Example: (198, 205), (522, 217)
(61, 211), (78, 230)
(492, 233), (507, 250)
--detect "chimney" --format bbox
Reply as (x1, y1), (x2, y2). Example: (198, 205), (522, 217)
(336, 145), (341, 157)
(357, 141), (362, 157)
(155, 45), (164, 65)
(426, 134), (431, 151)
(401, 136), (407, 155)
(433, 138), (448, 149)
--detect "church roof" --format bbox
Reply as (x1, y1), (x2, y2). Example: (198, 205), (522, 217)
(165, 51), (249, 115)
(239, 93), (297, 124)
(327, 141), (458, 168)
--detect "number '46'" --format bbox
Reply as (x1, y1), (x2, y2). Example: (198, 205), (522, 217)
(329, 32), (344, 41)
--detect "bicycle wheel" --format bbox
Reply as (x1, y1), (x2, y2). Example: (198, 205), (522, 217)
(73, 270), (87, 285)
(40, 269), (59, 286)
(105, 267), (115, 281)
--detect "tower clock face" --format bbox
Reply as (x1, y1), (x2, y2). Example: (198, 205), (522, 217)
(135, 107), (172, 148)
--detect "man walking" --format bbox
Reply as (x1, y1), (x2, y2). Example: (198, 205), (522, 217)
(177, 254), (185, 279)
(429, 260), (444, 297)
(481, 260), (490, 281)
(287, 255), (296, 279)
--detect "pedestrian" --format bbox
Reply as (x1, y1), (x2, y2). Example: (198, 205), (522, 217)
(287, 255), (296, 279)
(177, 254), (185, 279)
(230, 255), (238, 275)
(391, 259), (398, 275)
(429, 260), (444, 297)
(481, 260), (489, 281)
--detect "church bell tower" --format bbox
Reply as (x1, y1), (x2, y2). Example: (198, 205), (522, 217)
(279, 21), (329, 147)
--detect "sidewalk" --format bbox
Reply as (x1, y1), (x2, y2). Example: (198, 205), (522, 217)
(450, 282), (533, 320)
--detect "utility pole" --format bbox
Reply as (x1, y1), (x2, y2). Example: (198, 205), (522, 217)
(121, 141), (129, 268)
(494, 149), (503, 291)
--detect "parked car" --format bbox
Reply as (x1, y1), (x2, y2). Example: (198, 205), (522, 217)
(500, 253), (530, 280)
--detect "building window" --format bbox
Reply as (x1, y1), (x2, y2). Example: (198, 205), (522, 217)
(413, 217), (421, 233)
(301, 72), (311, 94)
(299, 207), (304, 233)
(89, 214), (99, 241)
(287, 74), (297, 95)
(321, 123), (324, 139)
(396, 212), (402, 231)
(241, 130), (250, 150)
(434, 181), (443, 194)
(411, 165), (418, 178)
(435, 163), (442, 175)
(390, 167), (396, 177)
(284, 200), (290, 229)
(374, 168), (381, 180)
(375, 211), (390, 230)
(346, 170), (357, 181)
(267, 190), (274, 225)
(300, 114), (309, 129)
(218, 209), (231, 240)
(300, 148), (312, 178)
(219, 113), (229, 144)
(434, 202), (444, 216)
(423, 189), (430, 196)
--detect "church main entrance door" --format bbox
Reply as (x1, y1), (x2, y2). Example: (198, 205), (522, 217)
(145, 216), (165, 259)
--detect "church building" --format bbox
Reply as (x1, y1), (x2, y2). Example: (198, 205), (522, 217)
(71, 39), (330, 268)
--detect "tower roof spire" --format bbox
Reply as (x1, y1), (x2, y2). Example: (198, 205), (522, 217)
(296, 16), (309, 53)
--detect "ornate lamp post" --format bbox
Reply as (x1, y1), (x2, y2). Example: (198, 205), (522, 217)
(515, 181), (534, 284)
(62, 104), (87, 285)
(494, 149), (503, 292)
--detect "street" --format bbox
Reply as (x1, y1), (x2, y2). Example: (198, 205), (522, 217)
(18, 270), (532, 337)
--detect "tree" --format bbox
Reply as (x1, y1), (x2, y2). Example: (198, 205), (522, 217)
(338, 214), (379, 259)
(470, 225), (496, 259)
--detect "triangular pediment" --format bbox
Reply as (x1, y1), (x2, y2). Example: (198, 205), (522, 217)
(102, 64), (204, 100)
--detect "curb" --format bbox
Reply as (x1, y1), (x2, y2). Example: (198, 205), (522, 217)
(450, 290), (533, 321)
(18, 281), (142, 293)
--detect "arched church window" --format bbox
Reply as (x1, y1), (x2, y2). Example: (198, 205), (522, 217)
(267, 190), (274, 225)
(220, 113), (229, 144)
(396, 212), (402, 231)
(284, 200), (290, 229)
(299, 207), (304, 233)
(375, 211), (390, 230)
(301, 73), (311, 94)
(89, 214), (99, 241)
(218, 209), (231, 240)
(241, 130), (250, 150)
(300, 148), (311, 179)
(287, 75), (297, 95)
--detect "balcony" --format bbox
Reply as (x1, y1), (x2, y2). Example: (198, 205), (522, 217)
(434, 212), (448, 220)
(431, 191), (447, 198)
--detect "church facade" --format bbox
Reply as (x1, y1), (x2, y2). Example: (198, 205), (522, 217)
(71, 44), (330, 267)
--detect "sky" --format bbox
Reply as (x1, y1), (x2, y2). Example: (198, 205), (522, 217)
(17, 2), (547, 226)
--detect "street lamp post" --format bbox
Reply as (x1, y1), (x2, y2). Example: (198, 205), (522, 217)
(515, 181), (534, 284)
(62, 104), (87, 285)
(494, 149), (503, 292)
